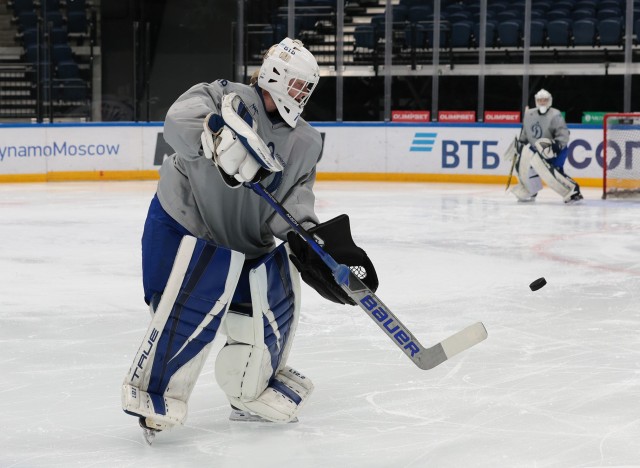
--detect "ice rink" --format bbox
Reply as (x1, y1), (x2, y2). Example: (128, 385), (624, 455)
(1, 180), (639, 467)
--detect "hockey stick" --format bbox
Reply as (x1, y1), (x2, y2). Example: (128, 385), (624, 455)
(249, 182), (487, 370)
(505, 137), (520, 191)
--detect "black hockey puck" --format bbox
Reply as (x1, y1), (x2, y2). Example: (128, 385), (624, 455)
(529, 277), (547, 291)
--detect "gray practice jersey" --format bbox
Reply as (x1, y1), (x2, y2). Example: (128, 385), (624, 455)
(156, 80), (323, 258)
(518, 107), (569, 149)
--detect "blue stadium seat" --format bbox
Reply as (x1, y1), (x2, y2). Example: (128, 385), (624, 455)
(404, 23), (426, 49)
(399, 0), (423, 7)
(354, 24), (376, 49)
(10, 0), (36, 15)
(56, 60), (80, 79)
(258, 24), (285, 52)
(496, 10), (518, 22)
(391, 5), (408, 23)
(370, 14), (386, 32)
(50, 27), (68, 44)
(448, 11), (472, 23)
(24, 43), (40, 64)
(598, 18), (622, 46)
(42, 0), (61, 11)
(445, 3), (465, 14)
(296, 9), (318, 31)
(16, 11), (38, 31)
(598, 0), (622, 11)
(67, 11), (88, 34)
(547, 19), (572, 46)
(407, 6), (431, 23)
(21, 28), (38, 48)
(554, 0), (575, 11)
(572, 18), (596, 46)
(52, 44), (73, 63)
(62, 78), (88, 101)
(420, 22), (450, 49)
(530, 19), (547, 46)
(65, 0), (87, 13)
(467, 3), (480, 15)
(450, 21), (473, 48)
(571, 8), (595, 21)
(488, 3), (508, 15)
(597, 8), (621, 21)
(40, 81), (63, 101)
(42, 11), (65, 28)
(546, 9), (571, 21)
(497, 20), (520, 47)
(532, 0), (552, 12)
(473, 20), (497, 47)
(574, 0), (597, 10)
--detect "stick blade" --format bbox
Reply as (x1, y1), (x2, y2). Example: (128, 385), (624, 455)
(416, 322), (488, 370)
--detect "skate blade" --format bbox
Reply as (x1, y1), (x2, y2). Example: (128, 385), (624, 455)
(142, 427), (159, 445)
(229, 410), (298, 423)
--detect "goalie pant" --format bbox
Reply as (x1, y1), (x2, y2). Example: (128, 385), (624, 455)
(122, 197), (312, 430)
(511, 140), (581, 202)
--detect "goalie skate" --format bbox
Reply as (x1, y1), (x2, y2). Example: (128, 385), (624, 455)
(229, 408), (298, 423)
(139, 417), (161, 445)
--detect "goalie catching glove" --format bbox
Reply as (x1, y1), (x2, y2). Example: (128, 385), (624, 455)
(201, 92), (283, 188)
(287, 214), (378, 305)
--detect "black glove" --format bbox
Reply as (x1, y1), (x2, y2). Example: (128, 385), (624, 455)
(287, 214), (378, 306)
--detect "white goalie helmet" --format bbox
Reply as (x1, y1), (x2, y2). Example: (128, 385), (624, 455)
(258, 38), (320, 127)
(535, 89), (553, 115)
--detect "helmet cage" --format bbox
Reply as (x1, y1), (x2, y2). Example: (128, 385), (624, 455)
(258, 38), (319, 127)
(534, 89), (552, 113)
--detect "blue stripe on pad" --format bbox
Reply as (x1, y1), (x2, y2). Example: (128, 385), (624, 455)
(270, 379), (302, 405)
(148, 240), (233, 398)
(236, 100), (254, 127)
(149, 392), (166, 415)
(256, 245), (295, 375)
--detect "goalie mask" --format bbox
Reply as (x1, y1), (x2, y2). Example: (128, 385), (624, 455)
(258, 38), (320, 128)
(535, 89), (552, 115)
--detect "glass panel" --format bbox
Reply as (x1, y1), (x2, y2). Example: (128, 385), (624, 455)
(2, 0), (638, 123)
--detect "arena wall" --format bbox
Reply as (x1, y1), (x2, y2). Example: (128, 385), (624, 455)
(0, 122), (607, 186)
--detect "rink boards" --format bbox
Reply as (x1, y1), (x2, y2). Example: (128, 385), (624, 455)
(0, 122), (612, 186)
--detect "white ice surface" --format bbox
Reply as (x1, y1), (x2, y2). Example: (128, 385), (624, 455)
(1, 181), (639, 467)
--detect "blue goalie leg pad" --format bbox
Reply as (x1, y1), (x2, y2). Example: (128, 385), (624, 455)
(215, 243), (313, 423)
(147, 239), (241, 409)
(123, 235), (245, 425)
(259, 244), (298, 377)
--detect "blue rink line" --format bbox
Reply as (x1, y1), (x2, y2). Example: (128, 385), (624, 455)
(0, 122), (164, 128)
(0, 122), (601, 129)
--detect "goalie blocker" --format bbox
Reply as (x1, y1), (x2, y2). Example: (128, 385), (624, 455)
(122, 237), (312, 432)
(201, 92), (283, 188)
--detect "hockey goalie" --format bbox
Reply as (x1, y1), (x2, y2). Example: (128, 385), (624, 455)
(507, 89), (584, 204)
(120, 37), (378, 444)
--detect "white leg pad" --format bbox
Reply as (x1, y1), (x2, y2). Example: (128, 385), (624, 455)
(121, 384), (187, 430)
(516, 146), (543, 197)
(510, 180), (537, 202)
(215, 244), (311, 423)
(228, 366), (314, 423)
(530, 152), (580, 201)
